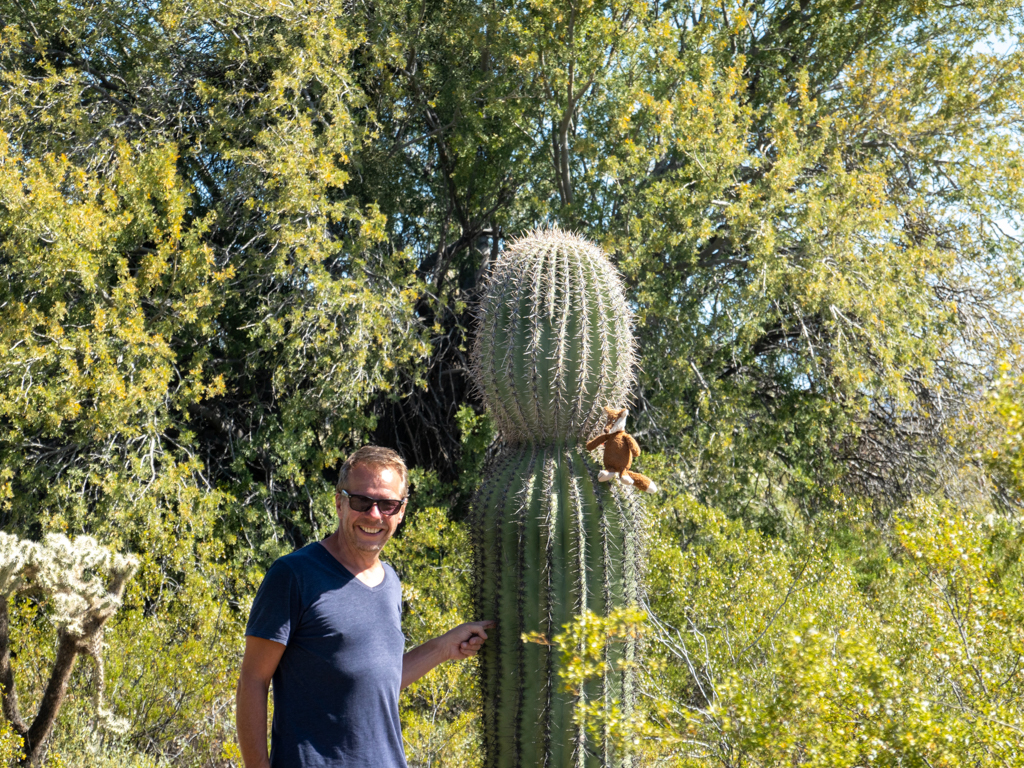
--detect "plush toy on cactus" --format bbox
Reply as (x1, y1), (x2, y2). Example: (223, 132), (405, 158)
(470, 228), (654, 768)
(587, 407), (659, 493)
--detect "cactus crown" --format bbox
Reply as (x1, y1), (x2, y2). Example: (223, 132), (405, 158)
(471, 228), (637, 444)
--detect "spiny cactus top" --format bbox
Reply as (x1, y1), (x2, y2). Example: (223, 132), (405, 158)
(471, 228), (638, 444)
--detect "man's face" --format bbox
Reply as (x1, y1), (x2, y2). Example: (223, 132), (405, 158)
(335, 463), (406, 554)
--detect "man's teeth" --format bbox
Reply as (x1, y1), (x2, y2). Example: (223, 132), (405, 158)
(358, 526), (384, 534)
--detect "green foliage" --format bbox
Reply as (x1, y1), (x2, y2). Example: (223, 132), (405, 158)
(388, 504), (481, 768)
(984, 365), (1024, 502)
(0, 716), (23, 765)
(552, 483), (1024, 766)
(454, 405), (496, 500)
(0, 0), (1019, 540)
(0, 0), (1022, 763)
(350, 0), (1024, 518)
(0, 0), (429, 566)
(102, 603), (243, 766)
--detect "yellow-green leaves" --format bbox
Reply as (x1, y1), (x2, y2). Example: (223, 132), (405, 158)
(387, 502), (482, 767)
(984, 367), (1024, 500)
(629, 489), (1024, 766)
(0, 137), (223, 438)
(0, 0), (429, 568)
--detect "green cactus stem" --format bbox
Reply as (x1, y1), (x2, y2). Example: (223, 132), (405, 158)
(470, 229), (646, 768)
(472, 228), (638, 445)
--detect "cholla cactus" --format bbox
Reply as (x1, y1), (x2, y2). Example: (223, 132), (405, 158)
(0, 533), (138, 765)
(31, 534), (137, 638)
(0, 533), (34, 598)
(470, 229), (645, 768)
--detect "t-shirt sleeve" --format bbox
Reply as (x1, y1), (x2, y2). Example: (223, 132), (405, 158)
(245, 560), (302, 645)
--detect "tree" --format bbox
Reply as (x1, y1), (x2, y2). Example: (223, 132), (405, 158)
(983, 364), (1024, 503)
(0, 0), (427, 565)
(2, 0), (1021, 558)
(346, 0), (1024, 520)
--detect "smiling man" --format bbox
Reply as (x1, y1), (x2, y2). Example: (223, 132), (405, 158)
(236, 446), (491, 768)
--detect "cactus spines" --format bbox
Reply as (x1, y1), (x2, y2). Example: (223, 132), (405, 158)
(472, 228), (638, 445)
(470, 229), (645, 768)
(0, 533), (138, 764)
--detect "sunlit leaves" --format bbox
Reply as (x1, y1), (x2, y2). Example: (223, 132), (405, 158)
(389, 502), (482, 767)
(562, 488), (1024, 766)
(984, 367), (1024, 500)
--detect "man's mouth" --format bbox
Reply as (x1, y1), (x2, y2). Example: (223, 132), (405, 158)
(358, 525), (385, 535)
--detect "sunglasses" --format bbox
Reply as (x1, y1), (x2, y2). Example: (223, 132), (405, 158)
(340, 489), (407, 516)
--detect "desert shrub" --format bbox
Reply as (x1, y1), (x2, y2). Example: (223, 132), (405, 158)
(35, 707), (170, 768)
(102, 606), (243, 767)
(388, 471), (483, 768)
(558, 483), (1024, 767)
(5, 560), (244, 767)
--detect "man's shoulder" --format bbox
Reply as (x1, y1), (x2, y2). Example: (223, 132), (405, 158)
(264, 543), (332, 584)
(275, 541), (327, 566)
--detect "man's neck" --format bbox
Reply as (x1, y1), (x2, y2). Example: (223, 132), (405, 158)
(321, 531), (385, 586)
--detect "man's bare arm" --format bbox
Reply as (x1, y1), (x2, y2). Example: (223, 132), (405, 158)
(236, 636), (287, 768)
(401, 621), (494, 689)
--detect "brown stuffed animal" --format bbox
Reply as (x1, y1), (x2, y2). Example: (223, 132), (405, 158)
(585, 407), (658, 493)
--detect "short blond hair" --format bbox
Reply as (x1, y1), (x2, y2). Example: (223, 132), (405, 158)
(336, 446), (408, 496)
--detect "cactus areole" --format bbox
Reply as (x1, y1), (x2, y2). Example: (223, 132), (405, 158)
(470, 229), (644, 768)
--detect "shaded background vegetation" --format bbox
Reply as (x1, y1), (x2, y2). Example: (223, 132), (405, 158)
(0, 0), (1022, 764)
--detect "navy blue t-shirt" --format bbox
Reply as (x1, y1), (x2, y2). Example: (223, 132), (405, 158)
(245, 543), (408, 768)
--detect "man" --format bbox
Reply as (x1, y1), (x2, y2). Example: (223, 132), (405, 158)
(236, 445), (492, 768)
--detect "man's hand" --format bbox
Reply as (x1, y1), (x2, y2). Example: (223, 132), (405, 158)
(401, 620), (495, 688)
(439, 620), (494, 661)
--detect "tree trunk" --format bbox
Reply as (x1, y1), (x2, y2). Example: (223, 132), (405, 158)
(21, 631), (79, 767)
(0, 599), (27, 737)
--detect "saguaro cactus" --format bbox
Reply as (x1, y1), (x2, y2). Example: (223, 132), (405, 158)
(470, 229), (645, 768)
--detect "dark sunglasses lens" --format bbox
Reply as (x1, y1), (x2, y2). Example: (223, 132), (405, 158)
(346, 493), (402, 514)
(346, 494), (372, 512)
